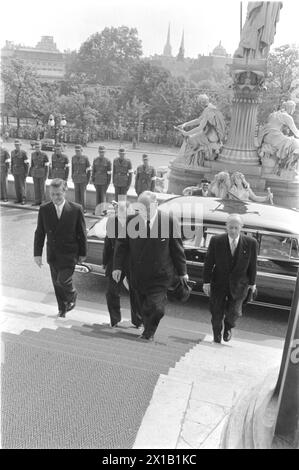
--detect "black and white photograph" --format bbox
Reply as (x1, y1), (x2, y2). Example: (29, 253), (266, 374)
(0, 0), (299, 453)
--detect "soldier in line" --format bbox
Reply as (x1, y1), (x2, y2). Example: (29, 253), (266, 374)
(50, 143), (70, 181)
(134, 153), (156, 196)
(29, 141), (49, 206)
(71, 144), (91, 213)
(11, 139), (29, 204)
(112, 148), (133, 201)
(0, 138), (10, 202)
(91, 145), (112, 207)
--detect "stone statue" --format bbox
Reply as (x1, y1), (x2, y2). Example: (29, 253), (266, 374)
(175, 94), (226, 167)
(234, 2), (282, 60)
(258, 100), (299, 175)
(210, 172), (231, 199)
(229, 171), (273, 204)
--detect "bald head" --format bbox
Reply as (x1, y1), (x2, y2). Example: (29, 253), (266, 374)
(137, 191), (158, 219)
(226, 213), (243, 239)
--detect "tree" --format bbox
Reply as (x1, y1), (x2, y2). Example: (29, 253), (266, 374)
(149, 76), (189, 127)
(121, 60), (171, 105)
(73, 26), (143, 86)
(259, 44), (299, 124)
(1, 58), (43, 136)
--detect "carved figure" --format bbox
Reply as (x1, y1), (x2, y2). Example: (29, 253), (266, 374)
(229, 171), (273, 203)
(234, 2), (282, 60)
(210, 172), (231, 199)
(258, 100), (299, 175)
(175, 95), (226, 167)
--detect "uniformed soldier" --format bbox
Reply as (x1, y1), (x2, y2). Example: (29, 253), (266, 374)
(0, 138), (10, 202)
(134, 153), (156, 196)
(11, 139), (29, 204)
(112, 148), (133, 201)
(50, 143), (70, 181)
(71, 144), (91, 213)
(91, 145), (112, 206)
(29, 141), (49, 206)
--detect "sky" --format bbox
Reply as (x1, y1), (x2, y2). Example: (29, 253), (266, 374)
(1, 0), (298, 58)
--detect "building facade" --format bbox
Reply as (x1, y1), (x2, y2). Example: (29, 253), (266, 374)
(1, 36), (66, 82)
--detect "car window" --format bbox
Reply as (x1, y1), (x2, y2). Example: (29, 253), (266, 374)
(88, 218), (107, 239)
(259, 234), (298, 260)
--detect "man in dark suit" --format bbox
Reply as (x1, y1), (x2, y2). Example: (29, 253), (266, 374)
(103, 201), (143, 328)
(112, 191), (188, 341)
(183, 179), (212, 197)
(203, 213), (257, 343)
(34, 178), (87, 317)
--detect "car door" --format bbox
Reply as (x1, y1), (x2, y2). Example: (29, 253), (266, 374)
(256, 232), (299, 308)
(181, 224), (225, 292)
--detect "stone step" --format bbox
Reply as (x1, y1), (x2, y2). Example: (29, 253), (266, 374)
(2, 334), (172, 375)
(18, 329), (182, 366)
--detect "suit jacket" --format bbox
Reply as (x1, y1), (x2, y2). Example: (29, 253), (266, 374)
(34, 200), (87, 268)
(192, 188), (213, 197)
(203, 233), (257, 300)
(113, 211), (187, 293)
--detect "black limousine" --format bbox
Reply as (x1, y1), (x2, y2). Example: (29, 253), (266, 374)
(75, 196), (299, 310)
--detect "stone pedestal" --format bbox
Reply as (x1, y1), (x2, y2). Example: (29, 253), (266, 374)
(219, 58), (267, 166)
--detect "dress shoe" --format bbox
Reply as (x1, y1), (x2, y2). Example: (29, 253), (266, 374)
(58, 310), (66, 318)
(111, 323), (119, 328)
(213, 334), (222, 344)
(21, 200), (26, 205)
(14, 200), (21, 203)
(223, 328), (232, 342)
(65, 292), (77, 312)
(3, 199), (8, 202)
(138, 335), (154, 342)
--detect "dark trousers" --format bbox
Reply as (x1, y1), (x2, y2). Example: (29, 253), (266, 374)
(33, 177), (46, 204)
(50, 264), (76, 313)
(14, 174), (26, 201)
(74, 183), (87, 210)
(135, 289), (167, 339)
(106, 272), (143, 327)
(0, 172), (8, 200)
(114, 186), (128, 202)
(210, 290), (244, 336)
(94, 185), (107, 206)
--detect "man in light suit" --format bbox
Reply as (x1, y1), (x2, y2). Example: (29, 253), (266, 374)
(34, 178), (87, 317)
(203, 213), (257, 343)
(112, 191), (188, 341)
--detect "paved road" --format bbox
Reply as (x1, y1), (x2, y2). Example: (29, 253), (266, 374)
(0, 205), (289, 340)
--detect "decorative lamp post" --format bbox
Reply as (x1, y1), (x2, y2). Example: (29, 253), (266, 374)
(48, 114), (67, 144)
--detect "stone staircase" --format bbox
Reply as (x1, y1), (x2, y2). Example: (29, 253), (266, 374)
(1, 322), (200, 449)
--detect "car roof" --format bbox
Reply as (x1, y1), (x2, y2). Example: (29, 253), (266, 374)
(158, 196), (299, 235)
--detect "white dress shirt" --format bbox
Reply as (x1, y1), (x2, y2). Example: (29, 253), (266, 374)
(55, 199), (65, 219)
(228, 235), (240, 255)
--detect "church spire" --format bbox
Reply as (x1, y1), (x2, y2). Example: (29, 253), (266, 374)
(177, 29), (185, 61)
(163, 23), (172, 57)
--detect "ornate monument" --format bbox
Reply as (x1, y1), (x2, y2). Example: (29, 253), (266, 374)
(168, 2), (298, 208)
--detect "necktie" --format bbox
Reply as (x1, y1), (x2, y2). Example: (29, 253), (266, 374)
(231, 239), (237, 256)
(146, 219), (151, 238)
(56, 205), (61, 219)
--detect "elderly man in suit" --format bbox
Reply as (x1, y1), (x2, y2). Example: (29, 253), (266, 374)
(103, 200), (143, 329)
(112, 191), (188, 341)
(34, 178), (87, 317)
(203, 213), (257, 343)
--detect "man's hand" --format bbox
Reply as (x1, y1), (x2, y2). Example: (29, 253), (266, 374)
(112, 269), (122, 283)
(203, 283), (210, 296)
(78, 256), (86, 263)
(34, 256), (43, 268)
(179, 274), (189, 283)
(248, 284), (256, 293)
